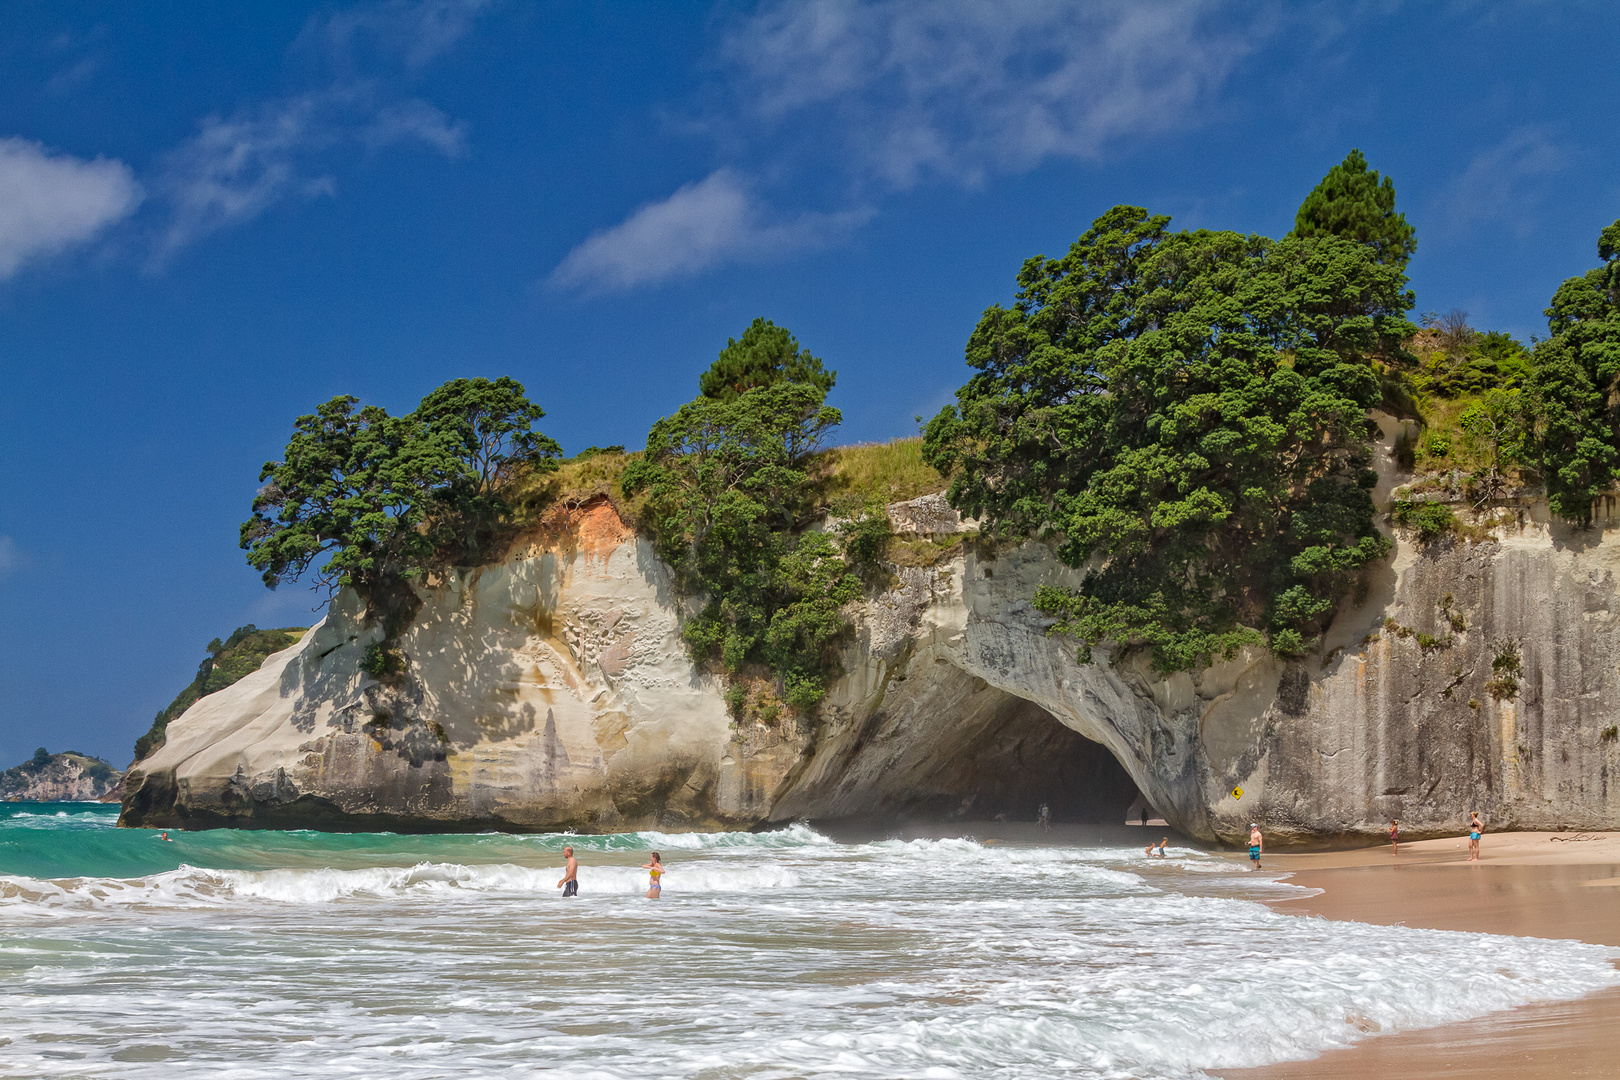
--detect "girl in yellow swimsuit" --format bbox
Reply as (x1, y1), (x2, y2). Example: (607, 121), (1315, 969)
(642, 852), (665, 899)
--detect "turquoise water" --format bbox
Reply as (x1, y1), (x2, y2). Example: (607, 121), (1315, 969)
(0, 802), (728, 879)
(2, 804), (1617, 1079)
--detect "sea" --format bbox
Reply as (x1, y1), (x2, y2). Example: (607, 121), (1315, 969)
(1, 803), (1615, 1080)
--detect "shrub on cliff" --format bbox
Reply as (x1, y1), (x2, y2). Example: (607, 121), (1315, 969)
(923, 165), (1415, 672)
(241, 377), (561, 633)
(1391, 500), (1458, 541)
(624, 327), (861, 712)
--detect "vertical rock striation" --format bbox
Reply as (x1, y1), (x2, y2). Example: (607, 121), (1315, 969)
(122, 492), (1620, 842)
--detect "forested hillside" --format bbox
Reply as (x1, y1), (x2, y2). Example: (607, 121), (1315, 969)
(132, 625), (307, 762)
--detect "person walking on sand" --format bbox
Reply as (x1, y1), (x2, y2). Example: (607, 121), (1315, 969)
(1468, 811), (1483, 861)
(1248, 823), (1263, 870)
(1037, 802), (1051, 831)
(642, 852), (665, 899)
(556, 845), (578, 897)
(1388, 819), (1399, 855)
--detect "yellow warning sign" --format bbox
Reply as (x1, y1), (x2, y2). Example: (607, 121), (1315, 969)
(1232, 786), (1244, 800)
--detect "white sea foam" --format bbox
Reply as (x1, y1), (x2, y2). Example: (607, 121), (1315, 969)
(1, 823), (1615, 1080)
(0, 859), (801, 910)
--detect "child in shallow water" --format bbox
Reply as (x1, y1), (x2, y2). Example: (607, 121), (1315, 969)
(641, 852), (665, 898)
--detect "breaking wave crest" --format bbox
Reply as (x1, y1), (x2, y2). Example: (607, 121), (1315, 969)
(0, 859), (800, 912)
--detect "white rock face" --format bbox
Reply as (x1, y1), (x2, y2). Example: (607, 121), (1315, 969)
(123, 490), (1620, 842)
(123, 499), (807, 831)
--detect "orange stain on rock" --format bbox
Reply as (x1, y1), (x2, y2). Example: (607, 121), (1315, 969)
(524, 495), (635, 563)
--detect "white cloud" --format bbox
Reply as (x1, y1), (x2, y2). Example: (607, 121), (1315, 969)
(1437, 126), (1571, 239)
(156, 89), (465, 259)
(554, 0), (1259, 292)
(720, 0), (1259, 189)
(550, 169), (872, 292)
(362, 99), (467, 157)
(310, 0), (492, 71)
(0, 138), (141, 278)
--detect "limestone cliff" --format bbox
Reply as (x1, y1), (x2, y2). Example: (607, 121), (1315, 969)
(122, 500), (805, 832)
(3, 751), (123, 802)
(122, 479), (1620, 843)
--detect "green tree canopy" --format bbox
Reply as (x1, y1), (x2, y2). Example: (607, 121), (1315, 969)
(415, 377), (563, 563)
(623, 380), (856, 709)
(241, 378), (559, 629)
(924, 204), (1415, 671)
(1293, 149), (1417, 269)
(1528, 219), (1620, 524)
(698, 318), (836, 402)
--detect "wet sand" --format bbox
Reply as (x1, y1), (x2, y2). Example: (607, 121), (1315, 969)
(1219, 832), (1620, 1079)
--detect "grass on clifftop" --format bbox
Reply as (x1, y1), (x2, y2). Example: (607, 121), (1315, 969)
(819, 438), (946, 515)
(514, 437), (946, 525)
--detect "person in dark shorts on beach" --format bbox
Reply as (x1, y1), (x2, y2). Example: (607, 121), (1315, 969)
(1248, 823), (1263, 870)
(557, 845), (578, 897)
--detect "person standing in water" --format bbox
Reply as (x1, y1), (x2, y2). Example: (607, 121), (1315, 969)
(1248, 823), (1263, 870)
(1468, 811), (1483, 861)
(1388, 819), (1399, 855)
(642, 852), (665, 898)
(557, 845), (578, 897)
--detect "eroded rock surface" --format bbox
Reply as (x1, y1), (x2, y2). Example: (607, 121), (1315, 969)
(123, 487), (1620, 843)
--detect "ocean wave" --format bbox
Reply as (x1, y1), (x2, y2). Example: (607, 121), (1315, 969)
(511, 821), (836, 852)
(0, 859), (801, 911)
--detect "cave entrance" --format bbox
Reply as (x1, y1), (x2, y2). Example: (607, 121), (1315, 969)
(894, 691), (1142, 824)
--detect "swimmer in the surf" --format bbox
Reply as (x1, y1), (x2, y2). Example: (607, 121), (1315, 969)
(557, 845), (578, 897)
(642, 852), (665, 899)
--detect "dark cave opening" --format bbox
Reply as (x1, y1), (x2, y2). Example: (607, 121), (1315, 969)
(905, 695), (1142, 824)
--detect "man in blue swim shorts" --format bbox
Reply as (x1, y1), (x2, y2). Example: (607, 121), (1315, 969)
(1248, 823), (1263, 870)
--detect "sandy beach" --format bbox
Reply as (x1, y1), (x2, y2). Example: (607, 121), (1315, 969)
(1218, 831), (1620, 1079)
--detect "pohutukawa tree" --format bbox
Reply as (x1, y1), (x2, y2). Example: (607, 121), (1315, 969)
(1527, 219), (1620, 524)
(624, 322), (858, 711)
(924, 173), (1418, 672)
(241, 377), (560, 637)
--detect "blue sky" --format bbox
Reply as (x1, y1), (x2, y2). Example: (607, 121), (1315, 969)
(3, 0), (1618, 768)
